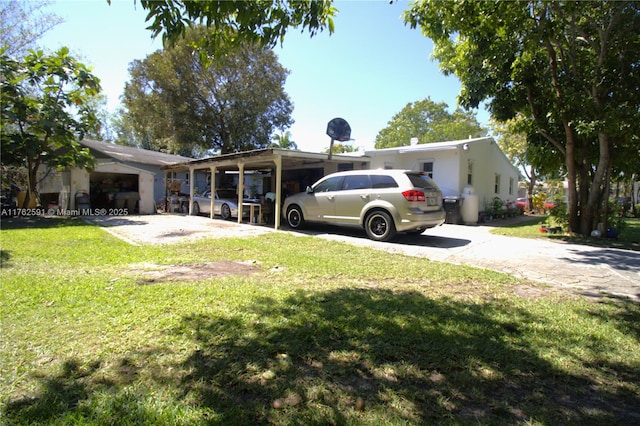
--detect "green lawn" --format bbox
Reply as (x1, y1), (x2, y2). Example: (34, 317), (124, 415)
(1, 217), (639, 425)
(491, 216), (640, 251)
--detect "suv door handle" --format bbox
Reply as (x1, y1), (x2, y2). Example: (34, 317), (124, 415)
(361, 194), (370, 200)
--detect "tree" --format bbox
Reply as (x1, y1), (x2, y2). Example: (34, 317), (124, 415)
(270, 130), (298, 150)
(324, 142), (357, 154)
(120, 27), (293, 156)
(123, 0), (336, 50)
(491, 115), (564, 212)
(406, 1), (640, 235)
(0, 0), (62, 58)
(1, 48), (101, 207)
(374, 98), (486, 148)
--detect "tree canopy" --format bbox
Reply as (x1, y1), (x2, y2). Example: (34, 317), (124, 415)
(118, 27), (294, 156)
(0, 0), (62, 59)
(124, 0), (336, 50)
(374, 98), (486, 149)
(405, 0), (640, 235)
(270, 131), (298, 150)
(1, 48), (101, 206)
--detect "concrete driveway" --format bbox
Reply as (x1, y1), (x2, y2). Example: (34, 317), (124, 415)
(88, 214), (640, 302)
(293, 219), (640, 302)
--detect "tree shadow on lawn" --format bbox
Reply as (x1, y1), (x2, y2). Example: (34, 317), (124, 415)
(4, 289), (640, 425)
(176, 289), (640, 425)
(0, 215), (148, 230)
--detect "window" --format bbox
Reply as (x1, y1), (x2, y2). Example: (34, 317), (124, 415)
(169, 171), (188, 184)
(509, 177), (514, 195)
(342, 175), (370, 190)
(467, 160), (473, 185)
(422, 161), (434, 179)
(494, 174), (501, 194)
(371, 175), (398, 189)
(314, 176), (342, 192)
(338, 163), (353, 172)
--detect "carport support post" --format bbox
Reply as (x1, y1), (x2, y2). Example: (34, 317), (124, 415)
(188, 167), (195, 215)
(237, 162), (245, 223)
(275, 155), (282, 230)
(164, 171), (170, 212)
(209, 166), (216, 219)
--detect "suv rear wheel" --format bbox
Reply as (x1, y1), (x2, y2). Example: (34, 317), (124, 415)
(365, 210), (396, 242)
(286, 205), (305, 229)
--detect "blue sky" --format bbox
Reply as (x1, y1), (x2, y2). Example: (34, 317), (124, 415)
(39, 0), (487, 152)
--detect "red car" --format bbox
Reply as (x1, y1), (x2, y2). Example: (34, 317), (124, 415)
(516, 197), (556, 212)
(516, 197), (528, 211)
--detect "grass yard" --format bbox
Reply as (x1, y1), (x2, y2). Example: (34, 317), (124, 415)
(491, 216), (640, 251)
(1, 217), (639, 425)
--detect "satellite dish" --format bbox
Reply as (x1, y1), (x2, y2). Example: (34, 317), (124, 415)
(326, 118), (351, 142)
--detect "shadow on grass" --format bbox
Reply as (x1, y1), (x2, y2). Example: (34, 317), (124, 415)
(0, 249), (11, 267)
(175, 289), (640, 425)
(0, 216), (89, 230)
(4, 289), (640, 425)
(0, 215), (151, 231)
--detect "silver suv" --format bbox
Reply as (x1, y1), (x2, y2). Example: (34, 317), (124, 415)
(283, 169), (445, 241)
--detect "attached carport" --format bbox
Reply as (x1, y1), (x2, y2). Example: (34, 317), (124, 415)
(162, 148), (370, 230)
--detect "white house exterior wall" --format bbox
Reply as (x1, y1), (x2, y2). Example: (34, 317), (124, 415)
(466, 139), (519, 210)
(368, 149), (462, 197)
(364, 137), (520, 213)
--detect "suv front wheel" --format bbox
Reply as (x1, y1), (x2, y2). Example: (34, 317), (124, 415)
(364, 210), (396, 242)
(286, 205), (305, 229)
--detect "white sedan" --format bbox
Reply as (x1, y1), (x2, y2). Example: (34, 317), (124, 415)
(192, 189), (255, 220)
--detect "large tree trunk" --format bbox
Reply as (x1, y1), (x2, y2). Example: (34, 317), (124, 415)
(527, 166), (537, 212)
(580, 131), (611, 235)
(21, 157), (40, 209)
(564, 122), (580, 233)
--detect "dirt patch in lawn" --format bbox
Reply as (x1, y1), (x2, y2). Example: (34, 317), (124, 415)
(129, 261), (262, 284)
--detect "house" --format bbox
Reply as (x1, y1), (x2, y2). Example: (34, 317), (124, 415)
(364, 137), (521, 221)
(162, 136), (518, 227)
(38, 139), (192, 214)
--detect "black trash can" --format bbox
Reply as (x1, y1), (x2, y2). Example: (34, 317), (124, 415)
(443, 196), (462, 224)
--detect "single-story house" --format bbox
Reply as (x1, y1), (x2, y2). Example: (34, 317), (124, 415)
(162, 136), (519, 228)
(364, 137), (521, 219)
(38, 139), (192, 214)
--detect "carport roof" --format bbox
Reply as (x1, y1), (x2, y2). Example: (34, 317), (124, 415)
(161, 148), (370, 171)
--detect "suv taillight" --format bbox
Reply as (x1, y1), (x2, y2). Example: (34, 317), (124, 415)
(402, 190), (425, 202)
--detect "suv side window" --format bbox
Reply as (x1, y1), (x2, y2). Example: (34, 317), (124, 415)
(314, 176), (343, 192)
(341, 175), (371, 190)
(370, 174), (398, 189)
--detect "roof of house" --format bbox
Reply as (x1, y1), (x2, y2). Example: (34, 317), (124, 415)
(80, 139), (193, 167)
(364, 136), (494, 155)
